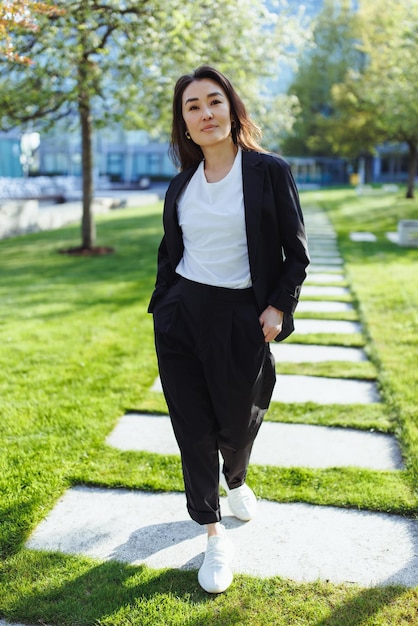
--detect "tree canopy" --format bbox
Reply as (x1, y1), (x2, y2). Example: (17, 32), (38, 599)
(332, 0), (418, 197)
(281, 0), (361, 157)
(0, 0), (308, 249)
(0, 0), (61, 64)
(283, 0), (418, 197)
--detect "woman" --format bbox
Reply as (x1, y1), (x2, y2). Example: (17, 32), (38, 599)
(149, 66), (309, 593)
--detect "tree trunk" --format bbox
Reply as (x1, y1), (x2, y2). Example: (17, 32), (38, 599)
(364, 154), (373, 184)
(79, 90), (95, 249)
(406, 140), (417, 199)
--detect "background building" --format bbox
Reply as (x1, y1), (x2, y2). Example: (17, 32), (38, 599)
(0, 130), (22, 177)
(0, 0), (410, 190)
(36, 127), (176, 185)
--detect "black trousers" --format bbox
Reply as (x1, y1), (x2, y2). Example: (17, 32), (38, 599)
(153, 276), (276, 525)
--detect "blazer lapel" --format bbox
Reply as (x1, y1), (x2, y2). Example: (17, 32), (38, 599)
(242, 151), (265, 279)
(163, 166), (197, 269)
(163, 167), (194, 227)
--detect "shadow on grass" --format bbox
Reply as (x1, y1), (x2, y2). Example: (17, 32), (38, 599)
(2, 550), (415, 626)
(1, 551), (244, 626)
(316, 586), (414, 626)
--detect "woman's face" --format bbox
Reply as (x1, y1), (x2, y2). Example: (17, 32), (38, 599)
(182, 78), (233, 150)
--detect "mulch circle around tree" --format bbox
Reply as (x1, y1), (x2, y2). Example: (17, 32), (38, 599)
(58, 246), (115, 256)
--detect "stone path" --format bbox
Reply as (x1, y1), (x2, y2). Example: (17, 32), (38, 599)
(0, 190), (160, 239)
(24, 205), (418, 591)
(26, 486), (418, 587)
(270, 342), (365, 362)
(151, 372), (380, 404)
(106, 413), (402, 470)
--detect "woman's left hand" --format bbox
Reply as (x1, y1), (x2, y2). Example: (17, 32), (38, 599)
(259, 305), (284, 342)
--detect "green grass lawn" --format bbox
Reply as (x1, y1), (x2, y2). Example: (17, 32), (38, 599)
(0, 189), (417, 625)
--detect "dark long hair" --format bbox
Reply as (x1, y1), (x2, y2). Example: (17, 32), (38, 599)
(169, 65), (265, 171)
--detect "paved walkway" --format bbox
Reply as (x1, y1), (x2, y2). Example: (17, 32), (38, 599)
(23, 206), (418, 595)
(0, 190), (160, 239)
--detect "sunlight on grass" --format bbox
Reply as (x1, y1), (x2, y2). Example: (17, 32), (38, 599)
(1, 550), (417, 626)
(1, 192), (417, 625)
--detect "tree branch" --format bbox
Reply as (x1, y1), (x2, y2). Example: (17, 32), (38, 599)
(1, 98), (72, 129)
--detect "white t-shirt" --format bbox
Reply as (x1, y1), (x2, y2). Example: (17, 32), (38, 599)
(176, 148), (251, 288)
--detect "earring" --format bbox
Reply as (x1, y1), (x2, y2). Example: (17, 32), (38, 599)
(185, 131), (191, 139)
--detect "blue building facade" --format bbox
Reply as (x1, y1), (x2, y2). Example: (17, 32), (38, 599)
(0, 127), (410, 189)
(0, 131), (22, 177)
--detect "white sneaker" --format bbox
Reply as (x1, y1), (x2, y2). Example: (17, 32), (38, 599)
(198, 527), (234, 593)
(227, 483), (257, 521)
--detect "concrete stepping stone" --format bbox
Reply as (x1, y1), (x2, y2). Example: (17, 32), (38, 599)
(294, 319), (361, 334)
(308, 247), (340, 254)
(309, 231), (337, 235)
(309, 257), (343, 265)
(306, 230), (335, 235)
(26, 486), (418, 587)
(271, 374), (380, 404)
(151, 374), (379, 404)
(307, 236), (337, 244)
(305, 273), (346, 284)
(309, 249), (340, 257)
(106, 413), (402, 470)
(307, 233), (338, 239)
(302, 285), (350, 297)
(308, 232), (337, 238)
(308, 226), (337, 233)
(306, 265), (344, 273)
(386, 232), (399, 244)
(307, 219), (335, 225)
(307, 234), (337, 242)
(269, 342), (365, 362)
(305, 211), (332, 218)
(297, 300), (354, 313)
(306, 234), (338, 239)
(309, 257), (342, 265)
(308, 234), (338, 240)
(308, 235), (338, 242)
(350, 232), (377, 242)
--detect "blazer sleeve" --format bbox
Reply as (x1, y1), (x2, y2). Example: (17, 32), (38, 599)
(148, 167), (198, 313)
(147, 171), (189, 314)
(147, 234), (177, 313)
(266, 156), (310, 317)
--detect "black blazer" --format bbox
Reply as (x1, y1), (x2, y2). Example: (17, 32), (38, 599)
(148, 150), (310, 341)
